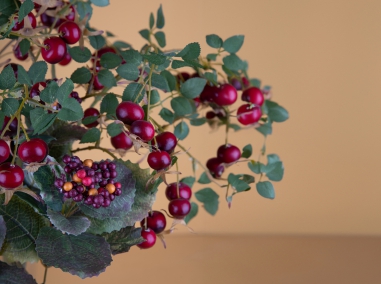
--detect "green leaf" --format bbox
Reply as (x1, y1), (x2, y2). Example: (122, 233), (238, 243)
(256, 181), (275, 199)
(174, 121), (189, 140)
(47, 208), (91, 236)
(203, 72), (218, 85)
(113, 41), (132, 50)
(100, 52), (122, 69)
(154, 31), (166, 48)
(160, 70), (176, 91)
(120, 49), (142, 65)
(68, 46), (91, 63)
(0, 64), (16, 90)
(58, 98), (83, 122)
(71, 67), (91, 84)
(0, 194), (49, 263)
(0, 0), (17, 16)
(267, 154), (280, 164)
(265, 101), (289, 122)
(0, 215), (5, 249)
(102, 226), (143, 255)
(171, 97), (193, 116)
(18, 0), (34, 23)
(56, 78), (74, 105)
(30, 108), (57, 135)
(139, 29), (150, 41)
(142, 53), (166, 65)
(82, 116), (98, 125)
(106, 122), (122, 137)
(1, 98), (19, 116)
(35, 227), (112, 278)
(149, 12), (155, 29)
(256, 121), (272, 136)
(195, 188), (219, 215)
(116, 63), (139, 81)
(28, 61), (47, 84)
(40, 81), (59, 103)
(206, 53), (218, 61)
(100, 93), (119, 115)
(229, 123), (241, 131)
(156, 4), (165, 29)
(0, 261), (37, 284)
(172, 59), (203, 69)
(159, 107), (174, 124)
(223, 35), (244, 53)
(76, 1), (93, 22)
(265, 161), (284, 182)
(190, 117), (206, 126)
(19, 38), (30, 56)
(90, 0), (109, 7)
(184, 202), (198, 224)
(227, 173), (250, 192)
(223, 54), (244, 71)
(248, 161), (265, 174)
(242, 144), (252, 158)
(89, 35), (106, 50)
(80, 128), (101, 143)
(123, 83), (145, 102)
(177, 42), (201, 60)
(250, 78), (261, 88)
(198, 171), (211, 184)
(180, 77), (207, 99)
(151, 73), (169, 92)
(17, 65), (32, 86)
(180, 176), (196, 188)
(97, 69), (116, 88)
(206, 34), (223, 48)
(150, 89), (160, 104)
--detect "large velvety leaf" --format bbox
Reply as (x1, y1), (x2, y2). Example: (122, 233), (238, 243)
(47, 208), (91, 236)
(36, 227), (112, 279)
(0, 194), (49, 263)
(0, 215), (5, 249)
(0, 261), (37, 284)
(102, 226), (143, 255)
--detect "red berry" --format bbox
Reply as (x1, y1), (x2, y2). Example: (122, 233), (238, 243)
(30, 82), (47, 99)
(213, 84), (238, 106)
(13, 45), (28, 61)
(92, 75), (104, 91)
(40, 12), (64, 28)
(165, 182), (192, 201)
(130, 120), (155, 142)
(41, 37), (67, 64)
(137, 228), (156, 249)
(12, 12), (37, 31)
(152, 132), (177, 153)
(82, 176), (92, 187)
(58, 21), (81, 44)
(168, 199), (191, 218)
(58, 51), (72, 66)
(147, 151), (171, 171)
(83, 108), (100, 128)
(236, 104), (262, 125)
(206, 157), (224, 178)
(65, 5), (76, 21)
(116, 102), (145, 125)
(193, 97), (201, 108)
(241, 87), (264, 106)
(200, 84), (218, 103)
(0, 163), (24, 189)
(76, 169), (87, 179)
(229, 77), (250, 90)
(176, 72), (190, 83)
(110, 132), (133, 150)
(140, 211), (166, 234)
(217, 144), (241, 164)
(17, 138), (48, 163)
(0, 140), (10, 164)
(1, 116), (18, 137)
(206, 111), (216, 119)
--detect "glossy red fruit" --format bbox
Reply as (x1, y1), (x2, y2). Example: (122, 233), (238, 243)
(1, 116), (18, 137)
(200, 84), (218, 103)
(0, 140), (10, 164)
(168, 199), (191, 218)
(130, 120), (155, 142)
(41, 37), (67, 64)
(30, 82), (47, 99)
(0, 163), (24, 189)
(40, 12), (65, 28)
(217, 144), (241, 164)
(229, 76), (250, 91)
(176, 72), (190, 83)
(206, 111), (216, 119)
(165, 182), (192, 201)
(213, 84), (237, 106)
(58, 21), (81, 44)
(152, 132), (177, 153)
(140, 211), (166, 234)
(92, 75), (104, 90)
(92, 46), (116, 63)
(110, 132), (133, 150)
(236, 104), (262, 125)
(116, 102), (145, 125)
(241, 87), (264, 106)
(13, 45), (28, 61)
(58, 51), (72, 66)
(206, 157), (224, 178)
(12, 12), (37, 31)
(147, 151), (171, 171)
(65, 5), (76, 21)
(18, 138), (48, 163)
(83, 108), (100, 128)
(137, 228), (156, 249)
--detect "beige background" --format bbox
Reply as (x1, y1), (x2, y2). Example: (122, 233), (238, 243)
(2, 0), (381, 282)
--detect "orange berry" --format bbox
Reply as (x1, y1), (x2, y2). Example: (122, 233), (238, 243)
(106, 183), (115, 194)
(88, 188), (98, 196)
(63, 182), (73, 192)
(72, 173), (82, 183)
(83, 159), (93, 167)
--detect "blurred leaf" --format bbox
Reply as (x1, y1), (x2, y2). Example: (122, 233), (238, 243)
(195, 188), (219, 215)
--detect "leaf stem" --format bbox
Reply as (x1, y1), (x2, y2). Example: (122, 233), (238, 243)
(71, 146), (118, 160)
(42, 264), (48, 284)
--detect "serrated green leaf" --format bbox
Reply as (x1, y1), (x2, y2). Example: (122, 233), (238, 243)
(160, 70), (176, 91)
(71, 67), (91, 84)
(106, 122), (122, 137)
(159, 107), (174, 124)
(171, 60), (194, 69)
(100, 93), (118, 115)
(0, 261), (37, 284)
(265, 101), (289, 122)
(120, 49), (142, 65)
(113, 41), (132, 50)
(40, 81), (59, 103)
(29, 108), (57, 135)
(156, 4), (165, 29)
(151, 73), (169, 92)
(90, 0), (109, 7)
(206, 34), (223, 48)
(18, 0), (33, 23)
(28, 61), (47, 84)
(203, 72), (218, 85)
(80, 128), (101, 143)
(180, 176), (196, 188)
(0, 0), (17, 16)
(171, 97), (193, 116)
(47, 208), (91, 236)
(17, 65), (32, 86)
(198, 171), (211, 184)
(89, 35), (106, 50)
(68, 46), (91, 63)
(223, 35), (244, 53)
(82, 115), (98, 125)
(150, 89), (160, 104)
(154, 31), (166, 48)
(56, 78), (74, 105)
(0, 65), (16, 90)
(19, 39), (30, 56)
(58, 98), (83, 122)
(100, 52), (122, 69)
(102, 226), (143, 255)
(97, 69), (116, 88)
(242, 144), (252, 158)
(184, 202), (198, 224)
(195, 188), (219, 215)
(143, 53), (166, 65)
(123, 83), (145, 102)
(116, 63), (139, 80)
(177, 42), (201, 60)
(228, 173), (250, 192)
(139, 29), (150, 41)
(174, 121), (189, 140)
(223, 54), (244, 71)
(1, 98), (19, 116)
(180, 77), (207, 99)
(256, 181), (275, 199)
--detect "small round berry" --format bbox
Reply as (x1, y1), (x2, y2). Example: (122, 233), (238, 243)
(114, 188), (122, 196)
(41, 37), (67, 64)
(1, 116), (18, 137)
(147, 151), (171, 171)
(83, 159), (93, 167)
(17, 138), (48, 163)
(217, 144), (241, 164)
(13, 45), (28, 61)
(130, 120), (155, 142)
(110, 132), (133, 150)
(82, 176), (92, 187)
(54, 178), (64, 188)
(165, 182), (192, 201)
(140, 211), (166, 234)
(58, 21), (81, 44)
(241, 87), (264, 106)
(114, 182), (121, 189)
(137, 228), (156, 249)
(0, 140), (10, 164)
(88, 188), (98, 196)
(106, 183), (115, 194)
(153, 132), (177, 153)
(76, 169), (87, 179)
(229, 76), (250, 91)
(92, 75), (104, 90)
(168, 199), (191, 218)
(206, 157), (224, 178)
(83, 108), (100, 128)
(84, 196), (93, 205)
(116, 102), (145, 125)
(63, 182), (73, 192)
(12, 13), (37, 31)
(72, 173), (82, 183)
(58, 51), (72, 66)
(0, 163), (24, 189)
(206, 111), (216, 120)
(213, 84), (238, 106)
(236, 104), (262, 125)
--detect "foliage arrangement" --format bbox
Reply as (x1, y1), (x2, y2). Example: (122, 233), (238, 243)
(0, 0), (289, 282)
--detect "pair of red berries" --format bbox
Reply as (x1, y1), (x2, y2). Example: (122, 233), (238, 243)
(147, 131), (177, 171)
(236, 87), (265, 125)
(206, 144), (241, 178)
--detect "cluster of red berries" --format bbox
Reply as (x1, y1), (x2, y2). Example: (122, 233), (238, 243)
(54, 156), (121, 208)
(206, 144), (242, 178)
(137, 182), (192, 249)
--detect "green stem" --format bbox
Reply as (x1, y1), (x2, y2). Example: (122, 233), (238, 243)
(71, 146), (118, 160)
(20, 122), (30, 141)
(42, 264), (48, 284)
(146, 65), (155, 122)
(51, 64), (56, 79)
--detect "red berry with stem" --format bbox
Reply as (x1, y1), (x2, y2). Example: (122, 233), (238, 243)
(1, 116), (18, 137)
(236, 104), (262, 125)
(130, 120), (155, 142)
(83, 108), (100, 128)
(110, 132), (133, 150)
(206, 157), (225, 178)
(147, 151), (171, 171)
(0, 163), (24, 189)
(152, 131), (177, 153)
(0, 140), (10, 164)
(165, 182), (192, 201)
(12, 12), (37, 31)
(17, 138), (48, 163)
(58, 21), (81, 44)
(140, 211), (166, 234)
(137, 228), (156, 249)
(241, 87), (264, 106)
(168, 199), (191, 218)
(58, 51), (72, 66)
(116, 102), (145, 125)
(13, 45), (28, 61)
(217, 144), (241, 164)
(92, 75), (104, 91)
(41, 37), (67, 64)
(213, 84), (238, 106)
